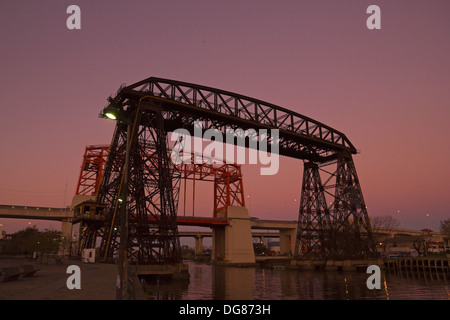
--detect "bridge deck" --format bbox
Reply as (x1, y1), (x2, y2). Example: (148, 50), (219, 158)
(0, 204), (443, 239)
(0, 205), (73, 221)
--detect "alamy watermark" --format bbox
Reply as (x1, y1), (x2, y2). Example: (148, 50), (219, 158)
(66, 265), (81, 289)
(66, 5), (81, 30)
(170, 121), (280, 176)
(65, 263), (382, 292)
(366, 265), (381, 290)
(65, 5), (381, 31)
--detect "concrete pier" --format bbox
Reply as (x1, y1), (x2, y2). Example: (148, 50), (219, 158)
(212, 206), (256, 265)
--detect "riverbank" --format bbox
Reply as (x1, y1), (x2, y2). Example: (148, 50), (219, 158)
(0, 257), (147, 300)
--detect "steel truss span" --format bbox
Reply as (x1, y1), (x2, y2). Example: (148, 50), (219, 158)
(86, 77), (375, 263)
(110, 77), (356, 163)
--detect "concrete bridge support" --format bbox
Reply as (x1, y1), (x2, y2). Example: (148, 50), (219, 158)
(61, 218), (73, 242)
(279, 228), (297, 256)
(59, 218), (74, 256)
(212, 206), (255, 265)
(194, 235), (204, 256)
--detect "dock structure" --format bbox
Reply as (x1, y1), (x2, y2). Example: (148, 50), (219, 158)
(256, 256), (450, 278)
(291, 258), (385, 272)
(384, 257), (450, 279)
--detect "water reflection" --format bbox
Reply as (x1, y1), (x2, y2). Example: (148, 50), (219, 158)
(213, 264), (255, 299)
(141, 276), (189, 300)
(140, 261), (449, 300)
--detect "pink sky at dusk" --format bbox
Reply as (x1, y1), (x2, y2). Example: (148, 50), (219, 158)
(0, 1), (449, 234)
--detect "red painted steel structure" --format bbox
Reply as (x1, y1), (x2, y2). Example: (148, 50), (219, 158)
(75, 145), (110, 196)
(75, 144), (245, 217)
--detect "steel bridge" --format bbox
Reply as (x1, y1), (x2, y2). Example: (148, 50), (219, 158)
(75, 76), (376, 268)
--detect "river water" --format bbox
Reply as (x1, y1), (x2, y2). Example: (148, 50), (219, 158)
(141, 260), (450, 300)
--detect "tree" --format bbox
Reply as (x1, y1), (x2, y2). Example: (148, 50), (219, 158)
(370, 215), (401, 251)
(4, 227), (39, 254)
(370, 215), (401, 230)
(36, 229), (62, 253)
(3, 227), (62, 255)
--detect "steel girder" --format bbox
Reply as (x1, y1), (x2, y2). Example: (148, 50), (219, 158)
(106, 77), (356, 163)
(96, 77), (374, 262)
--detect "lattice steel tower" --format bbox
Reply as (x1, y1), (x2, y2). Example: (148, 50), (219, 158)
(295, 152), (376, 259)
(84, 77), (376, 264)
(97, 103), (182, 265)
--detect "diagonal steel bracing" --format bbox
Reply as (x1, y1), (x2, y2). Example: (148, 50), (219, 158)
(79, 77), (375, 263)
(295, 152), (376, 260)
(97, 111), (182, 265)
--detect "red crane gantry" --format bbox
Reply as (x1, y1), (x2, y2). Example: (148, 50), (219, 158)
(75, 144), (245, 218)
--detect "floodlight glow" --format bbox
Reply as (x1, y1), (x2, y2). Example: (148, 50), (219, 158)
(105, 112), (117, 120)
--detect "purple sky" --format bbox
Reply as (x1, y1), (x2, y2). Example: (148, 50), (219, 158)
(0, 1), (449, 234)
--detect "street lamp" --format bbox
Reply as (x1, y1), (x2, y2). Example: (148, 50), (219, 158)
(100, 99), (125, 121)
(100, 100), (131, 300)
(105, 112), (117, 120)
(397, 209), (403, 229)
